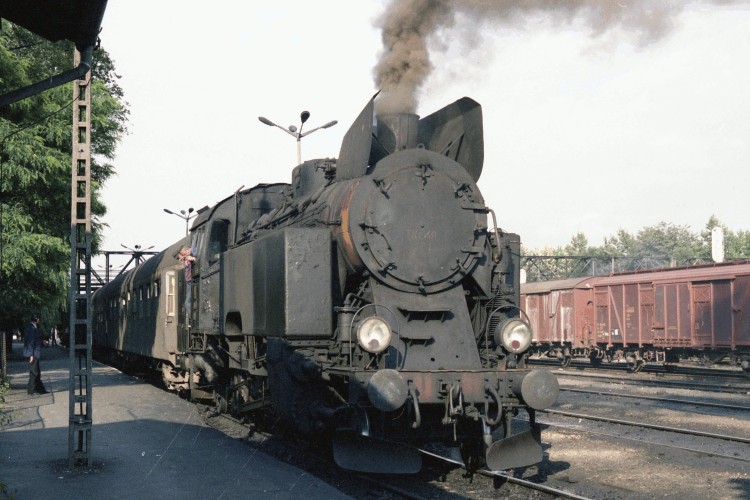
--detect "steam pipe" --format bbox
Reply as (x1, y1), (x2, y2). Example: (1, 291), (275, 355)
(0, 45), (95, 108)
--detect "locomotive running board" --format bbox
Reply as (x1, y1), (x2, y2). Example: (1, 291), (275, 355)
(485, 429), (543, 471)
(332, 431), (422, 474)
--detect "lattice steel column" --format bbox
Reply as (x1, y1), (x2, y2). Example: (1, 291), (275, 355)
(68, 48), (93, 468)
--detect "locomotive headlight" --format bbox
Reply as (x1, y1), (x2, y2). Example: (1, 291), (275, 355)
(357, 317), (392, 354)
(495, 318), (532, 354)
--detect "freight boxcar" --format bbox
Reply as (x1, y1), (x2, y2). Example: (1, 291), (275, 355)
(522, 261), (750, 374)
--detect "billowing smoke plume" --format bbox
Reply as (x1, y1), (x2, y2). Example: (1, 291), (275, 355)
(373, 0), (746, 115)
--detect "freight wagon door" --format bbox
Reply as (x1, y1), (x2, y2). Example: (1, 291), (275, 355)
(712, 280), (732, 346)
(692, 284), (712, 346)
(654, 284), (691, 346)
(548, 290), (567, 343)
(594, 290), (611, 343)
(524, 295), (546, 343)
(639, 285), (655, 345)
(733, 276), (750, 346)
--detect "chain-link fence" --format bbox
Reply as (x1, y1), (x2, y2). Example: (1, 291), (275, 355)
(521, 255), (713, 282)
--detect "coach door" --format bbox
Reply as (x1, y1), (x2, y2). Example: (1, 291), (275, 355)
(161, 268), (185, 352)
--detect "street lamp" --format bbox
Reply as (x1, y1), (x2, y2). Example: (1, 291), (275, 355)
(163, 207), (195, 237)
(258, 110), (337, 165)
(116, 244), (157, 280)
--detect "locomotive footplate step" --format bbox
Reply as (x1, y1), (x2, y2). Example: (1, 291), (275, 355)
(332, 430), (422, 474)
(0, 342), (350, 500)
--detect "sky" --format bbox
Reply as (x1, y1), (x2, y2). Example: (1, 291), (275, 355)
(94, 1), (750, 271)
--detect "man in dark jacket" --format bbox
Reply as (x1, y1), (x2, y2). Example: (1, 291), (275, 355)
(23, 313), (48, 395)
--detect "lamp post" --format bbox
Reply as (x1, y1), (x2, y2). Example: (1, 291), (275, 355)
(258, 111), (337, 165)
(163, 207), (195, 237)
(115, 244), (157, 281)
(120, 243), (155, 263)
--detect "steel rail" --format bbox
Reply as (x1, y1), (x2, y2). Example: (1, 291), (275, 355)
(560, 387), (750, 411)
(541, 408), (750, 444)
(553, 370), (750, 394)
(419, 449), (594, 500)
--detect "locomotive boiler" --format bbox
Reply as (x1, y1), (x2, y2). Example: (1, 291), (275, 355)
(92, 95), (559, 473)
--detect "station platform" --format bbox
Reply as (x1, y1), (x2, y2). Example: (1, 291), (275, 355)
(0, 341), (350, 500)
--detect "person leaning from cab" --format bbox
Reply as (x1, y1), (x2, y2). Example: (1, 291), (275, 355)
(178, 246), (197, 315)
(23, 312), (49, 395)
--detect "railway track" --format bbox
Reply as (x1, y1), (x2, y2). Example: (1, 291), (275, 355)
(534, 373), (750, 466)
(553, 369), (750, 395)
(113, 360), (749, 498)
(199, 403), (588, 499)
(560, 387), (750, 412)
(418, 449), (593, 500)
(529, 357), (749, 379)
(539, 408), (750, 446)
(517, 407), (750, 468)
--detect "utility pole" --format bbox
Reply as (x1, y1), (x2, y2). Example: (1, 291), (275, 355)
(68, 47), (93, 468)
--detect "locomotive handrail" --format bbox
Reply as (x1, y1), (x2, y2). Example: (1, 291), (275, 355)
(484, 384), (503, 426)
(408, 384), (421, 429)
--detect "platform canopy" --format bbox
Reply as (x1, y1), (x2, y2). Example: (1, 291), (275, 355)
(0, 0), (108, 50)
(0, 0), (109, 107)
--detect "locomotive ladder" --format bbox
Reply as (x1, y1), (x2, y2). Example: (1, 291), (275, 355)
(68, 47), (93, 468)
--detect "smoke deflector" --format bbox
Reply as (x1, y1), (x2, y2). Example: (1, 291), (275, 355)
(336, 95), (484, 182)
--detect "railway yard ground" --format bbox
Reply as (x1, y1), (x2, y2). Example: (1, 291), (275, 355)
(2, 343), (750, 500)
(523, 367), (750, 499)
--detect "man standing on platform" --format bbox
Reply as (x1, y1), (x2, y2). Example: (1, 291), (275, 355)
(23, 313), (48, 395)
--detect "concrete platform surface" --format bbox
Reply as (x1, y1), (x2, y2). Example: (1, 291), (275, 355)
(1, 342), (350, 500)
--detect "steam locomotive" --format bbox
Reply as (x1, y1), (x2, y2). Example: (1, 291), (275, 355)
(92, 95), (559, 473)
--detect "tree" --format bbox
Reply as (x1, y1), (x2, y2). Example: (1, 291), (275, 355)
(635, 222), (704, 264)
(0, 22), (128, 332)
(523, 221), (723, 282)
(701, 215), (750, 261)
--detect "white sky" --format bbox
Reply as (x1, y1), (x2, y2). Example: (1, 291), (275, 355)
(94, 1), (750, 271)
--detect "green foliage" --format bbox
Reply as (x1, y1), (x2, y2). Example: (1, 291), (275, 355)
(523, 217), (745, 282)
(0, 22), (129, 331)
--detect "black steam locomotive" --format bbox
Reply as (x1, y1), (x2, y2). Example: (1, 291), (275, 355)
(92, 95), (558, 473)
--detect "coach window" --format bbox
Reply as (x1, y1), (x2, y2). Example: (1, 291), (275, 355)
(120, 294), (126, 326)
(207, 219), (230, 267)
(166, 271), (176, 320)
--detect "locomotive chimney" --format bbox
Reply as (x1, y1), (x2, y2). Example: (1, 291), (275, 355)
(376, 113), (419, 152)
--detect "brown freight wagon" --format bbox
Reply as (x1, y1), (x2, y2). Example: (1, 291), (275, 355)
(521, 261), (750, 374)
